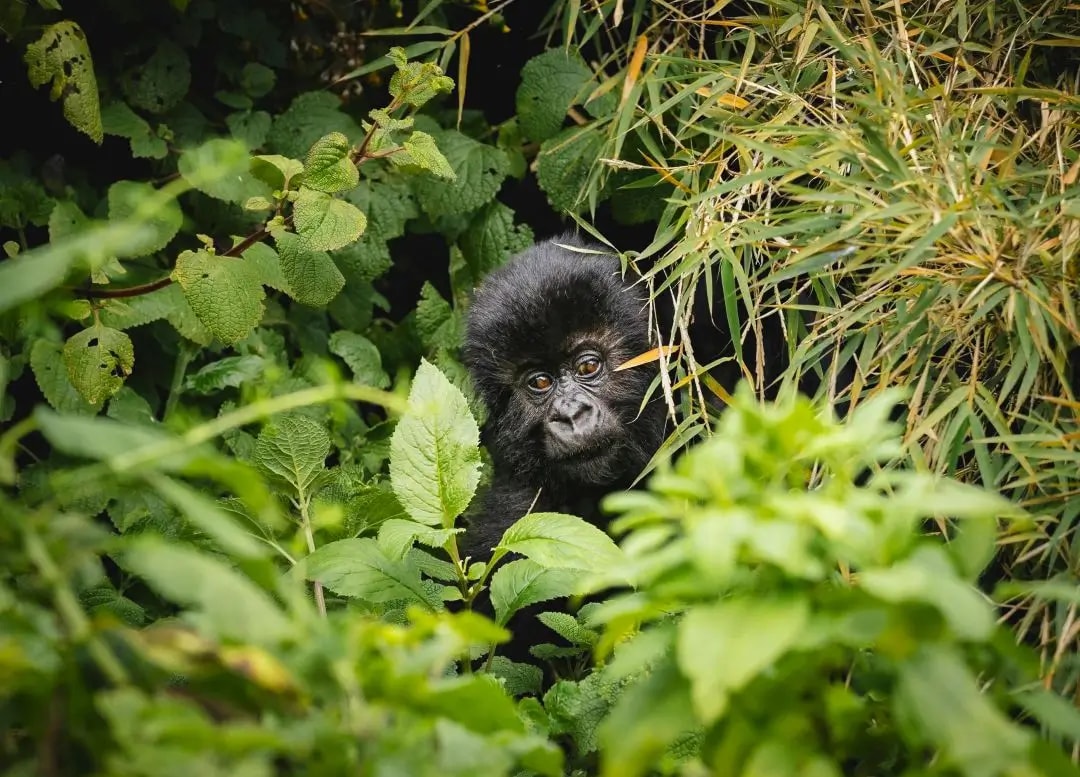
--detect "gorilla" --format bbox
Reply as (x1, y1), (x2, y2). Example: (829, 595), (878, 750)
(461, 234), (668, 559)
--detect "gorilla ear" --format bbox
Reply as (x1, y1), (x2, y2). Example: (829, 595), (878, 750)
(614, 344), (681, 372)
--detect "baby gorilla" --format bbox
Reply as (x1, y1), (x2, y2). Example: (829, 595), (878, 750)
(461, 235), (667, 559)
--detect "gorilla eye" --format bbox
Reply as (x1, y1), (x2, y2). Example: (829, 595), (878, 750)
(576, 355), (602, 378)
(527, 372), (554, 393)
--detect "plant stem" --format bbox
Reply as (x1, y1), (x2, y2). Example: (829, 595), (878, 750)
(299, 496), (327, 617)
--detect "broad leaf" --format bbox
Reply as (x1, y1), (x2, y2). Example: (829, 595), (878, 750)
(292, 187), (367, 251)
(496, 512), (623, 572)
(489, 559), (581, 626)
(172, 249), (265, 344)
(108, 180), (183, 258)
(415, 130), (509, 217)
(24, 21), (102, 142)
(422, 675), (525, 734)
(303, 132), (359, 193)
(516, 48), (593, 143)
(274, 231), (345, 306)
(178, 138), (262, 203)
(31, 339), (102, 414)
(328, 330), (389, 388)
(123, 538), (290, 645)
(62, 324), (134, 405)
(377, 518), (462, 559)
(254, 415), (330, 498)
(676, 597), (809, 723)
(391, 130), (455, 179)
(305, 537), (442, 609)
(389, 359), (481, 528)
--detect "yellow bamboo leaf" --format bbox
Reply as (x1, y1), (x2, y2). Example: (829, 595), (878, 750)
(456, 32), (470, 129)
(717, 92), (750, 110)
(614, 344), (681, 371)
(621, 34), (648, 107)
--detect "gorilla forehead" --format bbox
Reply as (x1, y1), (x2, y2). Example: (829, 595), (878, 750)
(464, 237), (649, 369)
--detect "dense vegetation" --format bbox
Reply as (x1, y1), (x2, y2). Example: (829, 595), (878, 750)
(1, 0), (1078, 774)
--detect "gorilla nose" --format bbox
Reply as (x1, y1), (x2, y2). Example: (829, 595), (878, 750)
(549, 396), (599, 442)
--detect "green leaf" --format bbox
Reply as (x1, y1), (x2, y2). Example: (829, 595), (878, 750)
(178, 138), (263, 203)
(345, 176), (418, 242)
(119, 41), (190, 114)
(415, 130), (509, 217)
(172, 249), (265, 344)
(250, 154), (304, 190)
(62, 324), (134, 405)
(149, 475), (269, 559)
(489, 559), (580, 626)
(80, 585), (146, 626)
(415, 281), (462, 351)
(239, 62), (275, 98)
(488, 656), (544, 697)
(107, 181), (183, 258)
(516, 48), (594, 143)
(328, 330), (389, 387)
(226, 109), (272, 151)
(101, 101), (167, 158)
(676, 597), (809, 723)
(536, 611), (597, 646)
(184, 355), (264, 394)
(267, 91), (361, 159)
(48, 199), (92, 243)
(377, 518), (462, 559)
(894, 648), (1031, 777)
(598, 658), (698, 777)
(535, 124), (604, 212)
(254, 415), (330, 498)
(387, 46), (455, 107)
(390, 359), (481, 528)
(496, 512), (624, 572)
(24, 21), (102, 142)
(455, 201), (534, 292)
(423, 674), (525, 734)
(292, 187), (367, 252)
(303, 132), (359, 193)
(305, 537), (442, 609)
(391, 130), (455, 180)
(123, 537), (291, 644)
(274, 231), (345, 306)
(30, 338), (102, 414)
(859, 546), (995, 640)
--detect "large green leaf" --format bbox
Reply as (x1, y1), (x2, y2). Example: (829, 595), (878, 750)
(62, 324), (134, 405)
(489, 559), (581, 626)
(24, 21), (102, 142)
(496, 512), (624, 572)
(253, 415), (330, 499)
(389, 359), (481, 528)
(292, 187), (367, 252)
(415, 130), (509, 217)
(172, 249), (265, 344)
(107, 181), (183, 258)
(274, 231), (345, 306)
(304, 537), (442, 609)
(303, 132), (359, 193)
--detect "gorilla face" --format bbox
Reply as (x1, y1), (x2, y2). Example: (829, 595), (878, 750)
(463, 235), (666, 494)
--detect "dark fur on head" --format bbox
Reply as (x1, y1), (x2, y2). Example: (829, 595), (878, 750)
(463, 234), (667, 510)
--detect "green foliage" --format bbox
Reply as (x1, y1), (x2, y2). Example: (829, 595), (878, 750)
(24, 21), (102, 142)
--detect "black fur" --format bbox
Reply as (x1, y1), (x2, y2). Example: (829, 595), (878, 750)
(461, 234), (668, 560)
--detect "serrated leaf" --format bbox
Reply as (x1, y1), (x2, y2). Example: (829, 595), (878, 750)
(254, 415), (330, 498)
(489, 559), (580, 626)
(303, 132), (359, 193)
(101, 101), (167, 158)
(250, 154), (303, 190)
(99, 283), (212, 345)
(488, 656), (543, 697)
(535, 125), (605, 212)
(391, 130), (455, 180)
(305, 537), (442, 609)
(677, 597), (808, 724)
(24, 21), (102, 143)
(415, 130), (509, 217)
(389, 359), (481, 528)
(516, 48), (594, 143)
(30, 338), (102, 414)
(415, 282), (462, 351)
(240, 241), (291, 294)
(123, 538), (290, 644)
(80, 585), (147, 626)
(62, 324), (134, 405)
(377, 518), (462, 559)
(333, 237), (393, 284)
(456, 201), (534, 289)
(172, 249), (265, 344)
(328, 330), (389, 387)
(106, 387), (155, 426)
(536, 611), (598, 646)
(267, 91), (361, 159)
(345, 176), (418, 242)
(119, 41), (190, 114)
(496, 513), (624, 572)
(292, 187), (366, 252)
(107, 180), (182, 258)
(274, 231), (345, 306)
(178, 138), (264, 203)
